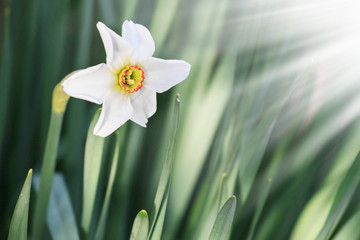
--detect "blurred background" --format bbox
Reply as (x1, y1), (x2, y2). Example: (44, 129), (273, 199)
(1, 0), (360, 239)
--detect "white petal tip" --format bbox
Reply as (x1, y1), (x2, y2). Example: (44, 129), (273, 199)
(132, 120), (148, 128)
(96, 22), (106, 30)
(93, 123), (104, 137)
(184, 61), (191, 73)
(93, 132), (103, 137)
(93, 128), (108, 138)
(93, 133), (106, 138)
(123, 20), (133, 25)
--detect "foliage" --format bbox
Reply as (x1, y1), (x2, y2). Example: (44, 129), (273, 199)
(1, 0), (359, 239)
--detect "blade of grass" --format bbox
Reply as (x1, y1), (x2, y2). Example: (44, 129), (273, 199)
(246, 136), (286, 240)
(175, 52), (237, 240)
(82, 109), (105, 234)
(109, 124), (145, 239)
(147, 94), (180, 240)
(8, 169), (33, 240)
(291, 120), (360, 240)
(196, 172), (233, 240)
(291, 181), (336, 240)
(150, 195), (168, 240)
(209, 196), (237, 240)
(238, 64), (309, 203)
(130, 210), (149, 240)
(333, 205), (360, 240)
(316, 150), (360, 240)
(170, 50), (235, 239)
(94, 128), (126, 239)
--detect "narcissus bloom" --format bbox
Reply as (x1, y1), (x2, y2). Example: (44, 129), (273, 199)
(62, 21), (190, 137)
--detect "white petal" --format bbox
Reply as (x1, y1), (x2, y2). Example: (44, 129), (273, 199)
(93, 90), (132, 137)
(130, 87), (157, 127)
(97, 22), (133, 72)
(62, 63), (116, 104)
(143, 57), (191, 93)
(122, 20), (155, 63)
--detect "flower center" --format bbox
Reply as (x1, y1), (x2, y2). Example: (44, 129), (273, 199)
(118, 65), (144, 93)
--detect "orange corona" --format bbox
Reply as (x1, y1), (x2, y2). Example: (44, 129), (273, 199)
(118, 65), (145, 93)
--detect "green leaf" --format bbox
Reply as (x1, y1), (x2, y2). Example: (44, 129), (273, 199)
(148, 94), (180, 240)
(33, 173), (79, 240)
(116, 125), (145, 239)
(239, 65), (308, 202)
(150, 195), (168, 240)
(209, 196), (237, 240)
(46, 174), (80, 240)
(333, 205), (360, 240)
(246, 137), (287, 240)
(82, 109), (105, 233)
(130, 210), (149, 240)
(94, 128), (126, 239)
(8, 169), (33, 240)
(291, 120), (360, 240)
(316, 150), (360, 240)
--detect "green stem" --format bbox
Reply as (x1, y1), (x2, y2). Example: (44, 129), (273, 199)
(32, 82), (69, 239)
(32, 111), (65, 239)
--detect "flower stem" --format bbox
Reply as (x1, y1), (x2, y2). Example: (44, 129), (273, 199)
(32, 82), (69, 239)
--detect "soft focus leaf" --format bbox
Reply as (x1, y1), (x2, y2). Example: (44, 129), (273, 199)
(291, 119), (360, 240)
(209, 196), (237, 240)
(130, 210), (149, 240)
(333, 206), (360, 240)
(33, 173), (79, 240)
(150, 195), (168, 240)
(316, 151), (360, 240)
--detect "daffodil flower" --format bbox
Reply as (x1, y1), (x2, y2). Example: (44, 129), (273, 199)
(62, 21), (190, 137)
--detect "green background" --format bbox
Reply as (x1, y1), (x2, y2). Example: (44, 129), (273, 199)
(1, 0), (360, 239)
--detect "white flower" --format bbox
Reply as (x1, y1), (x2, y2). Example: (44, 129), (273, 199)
(62, 21), (190, 137)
